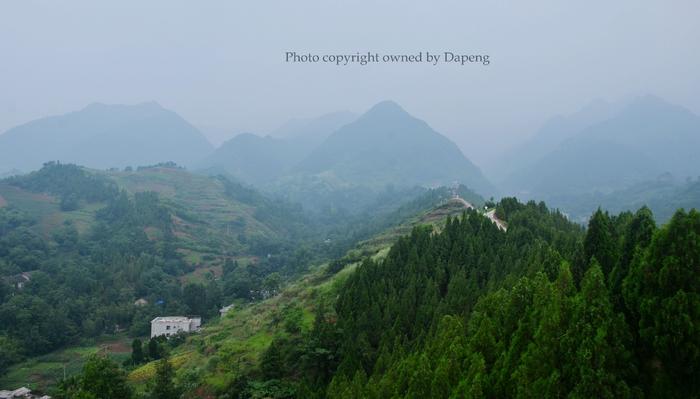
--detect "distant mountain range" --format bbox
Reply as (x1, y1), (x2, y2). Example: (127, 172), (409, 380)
(0, 102), (213, 173)
(201, 102), (495, 195)
(502, 95), (700, 198)
(0, 100), (495, 210)
(492, 98), (621, 181)
(4, 95), (697, 214)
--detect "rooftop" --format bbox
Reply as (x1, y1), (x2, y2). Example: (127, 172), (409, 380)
(151, 316), (200, 323)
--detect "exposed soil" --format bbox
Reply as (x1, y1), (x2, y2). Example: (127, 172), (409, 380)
(100, 340), (131, 353)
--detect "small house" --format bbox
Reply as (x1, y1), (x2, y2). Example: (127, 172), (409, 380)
(134, 298), (148, 307)
(219, 304), (235, 317)
(0, 387), (47, 399)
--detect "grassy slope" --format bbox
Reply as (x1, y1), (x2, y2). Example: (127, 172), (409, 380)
(0, 336), (133, 393)
(0, 167), (281, 281)
(0, 182), (101, 238)
(127, 197), (474, 392)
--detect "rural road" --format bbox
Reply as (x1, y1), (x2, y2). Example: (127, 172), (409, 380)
(450, 195), (508, 232)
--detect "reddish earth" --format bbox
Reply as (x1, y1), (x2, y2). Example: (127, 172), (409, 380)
(194, 386), (217, 399)
(100, 340), (131, 353)
(0, 194), (6, 207)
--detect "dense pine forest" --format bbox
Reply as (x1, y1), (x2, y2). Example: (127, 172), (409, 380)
(328, 205), (699, 398)
(242, 201), (698, 398)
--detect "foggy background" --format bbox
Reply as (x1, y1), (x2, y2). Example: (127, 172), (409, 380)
(1, 0), (699, 173)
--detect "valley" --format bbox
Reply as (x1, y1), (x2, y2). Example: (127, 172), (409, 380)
(0, 96), (697, 399)
(0, 162), (479, 396)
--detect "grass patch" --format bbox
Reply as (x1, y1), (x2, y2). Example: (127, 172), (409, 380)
(0, 336), (133, 392)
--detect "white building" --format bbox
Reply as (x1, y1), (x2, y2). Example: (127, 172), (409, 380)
(6, 273), (31, 290)
(150, 316), (201, 338)
(0, 387), (49, 399)
(134, 298), (148, 307)
(219, 304), (235, 317)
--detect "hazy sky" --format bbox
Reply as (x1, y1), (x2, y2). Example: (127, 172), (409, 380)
(1, 1), (699, 169)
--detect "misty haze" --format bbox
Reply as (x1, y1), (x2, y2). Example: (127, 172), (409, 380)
(0, 2), (699, 399)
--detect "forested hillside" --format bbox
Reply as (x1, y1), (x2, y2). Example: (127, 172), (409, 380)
(0, 162), (318, 379)
(0, 162), (483, 393)
(314, 202), (699, 398)
(0, 166), (189, 373)
(100, 187), (479, 399)
(203, 199), (697, 398)
(3, 161), (698, 398)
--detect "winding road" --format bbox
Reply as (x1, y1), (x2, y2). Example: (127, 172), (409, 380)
(450, 195), (507, 232)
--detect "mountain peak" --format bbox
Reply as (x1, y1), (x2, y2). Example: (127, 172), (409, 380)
(363, 100), (410, 119)
(294, 101), (494, 195)
(624, 94), (675, 112)
(616, 94), (697, 122)
(0, 102), (212, 173)
(83, 101), (164, 112)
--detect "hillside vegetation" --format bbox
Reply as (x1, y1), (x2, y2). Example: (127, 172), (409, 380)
(123, 188), (481, 398)
(0, 162), (481, 395)
(54, 195), (699, 399)
(132, 199), (698, 399)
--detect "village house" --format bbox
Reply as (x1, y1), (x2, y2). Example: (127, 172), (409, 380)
(219, 304), (235, 317)
(150, 316), (201, 338)
(5, 272), (32, 290)
(133, 298), (148, 307)
(0, 386), (50, 399)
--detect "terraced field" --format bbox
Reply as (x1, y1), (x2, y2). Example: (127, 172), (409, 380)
(0, 336), (133, 393)
(108, 168), (279, 264)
